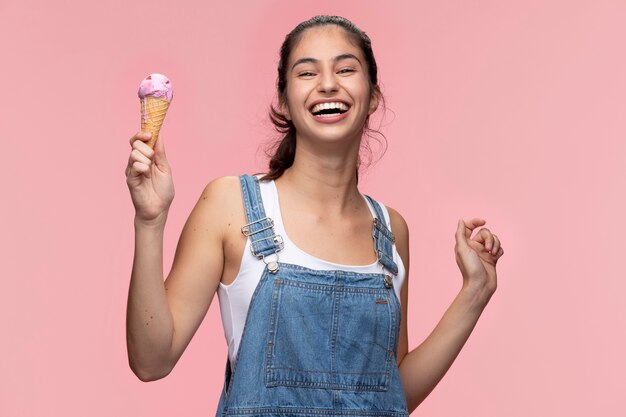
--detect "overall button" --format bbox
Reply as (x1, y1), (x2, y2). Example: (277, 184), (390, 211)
(384, 275), (393, 288)
(267, 261), (279, 273)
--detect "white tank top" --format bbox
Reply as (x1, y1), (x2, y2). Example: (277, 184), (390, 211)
(217, 178), (406, 368)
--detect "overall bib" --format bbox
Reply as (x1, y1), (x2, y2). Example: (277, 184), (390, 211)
(216, 175), (409, 417)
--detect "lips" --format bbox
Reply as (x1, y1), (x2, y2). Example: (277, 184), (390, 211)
(308, 99), (352, 123)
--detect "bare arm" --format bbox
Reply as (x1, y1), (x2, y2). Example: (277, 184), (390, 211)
(388, 209), (504, 412)
(124, 132), (241, 381)
(126, 214), (174, 381)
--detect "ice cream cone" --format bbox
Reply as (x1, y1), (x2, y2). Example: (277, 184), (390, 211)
(140, 96), (170, 148)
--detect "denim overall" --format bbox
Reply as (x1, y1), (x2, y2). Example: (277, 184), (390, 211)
(215, 175), (409, 416)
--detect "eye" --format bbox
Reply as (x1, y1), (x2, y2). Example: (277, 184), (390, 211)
(297, 71), (316, 77)
(338, 68), (356, 74)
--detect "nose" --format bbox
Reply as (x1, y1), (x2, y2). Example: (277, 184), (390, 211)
(317, 69), (339, 93)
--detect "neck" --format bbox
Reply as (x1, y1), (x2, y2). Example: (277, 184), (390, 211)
(276, 135), (363, 213)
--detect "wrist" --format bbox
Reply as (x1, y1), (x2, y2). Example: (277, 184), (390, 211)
(134, 212), (168, 230)
(459, 281), (494, 311)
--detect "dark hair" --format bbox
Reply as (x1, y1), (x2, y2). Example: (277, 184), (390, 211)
(262, 15), (386, 182)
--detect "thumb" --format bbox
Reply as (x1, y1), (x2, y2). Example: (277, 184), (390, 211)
(153, 134), (169, 166)
(455, 219), (470, 251)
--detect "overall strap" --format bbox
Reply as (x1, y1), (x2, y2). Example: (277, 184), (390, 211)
(364, 195), (399, 276)
(239, 175), (284, 260)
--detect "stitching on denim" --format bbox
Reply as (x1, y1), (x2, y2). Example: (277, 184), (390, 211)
(330, 274), (340, 382)
(265, 276), (282, 385)
(225, 406), (408, 416)
(280, 279), (389, 294)
(268, 366), (390, 376)
(264, 379), (389, 391)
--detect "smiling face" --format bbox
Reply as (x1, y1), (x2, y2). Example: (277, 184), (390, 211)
(281, 25), (380, 146)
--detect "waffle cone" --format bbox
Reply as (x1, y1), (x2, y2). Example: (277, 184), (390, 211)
(140, 96), (170, 148)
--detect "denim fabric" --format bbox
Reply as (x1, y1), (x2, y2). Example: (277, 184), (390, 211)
(365, 195), (399, 276)
(239, 174), (284, 259)
(215, 175), (408, 416)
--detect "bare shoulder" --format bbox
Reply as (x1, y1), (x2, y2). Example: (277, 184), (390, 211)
(172, 176), (242, 261)
(385, 205), (410, 269)
(194, 176), (243, 227)
(386, 206), (409, 243)
(200, 175), (242, 205)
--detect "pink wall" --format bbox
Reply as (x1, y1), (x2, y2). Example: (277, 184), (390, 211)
(2, 0), (624, 415)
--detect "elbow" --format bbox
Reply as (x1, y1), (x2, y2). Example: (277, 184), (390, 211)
(134, 369), (170, 383)
(128, 358), (173, 382)
(126, 337), (176, 382)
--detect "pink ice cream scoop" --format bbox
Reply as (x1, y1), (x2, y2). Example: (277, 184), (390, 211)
(138, 73), (173, 148)
(138, 73), (174, 101)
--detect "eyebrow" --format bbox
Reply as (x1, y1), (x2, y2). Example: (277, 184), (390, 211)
(291, 53), (362, 71)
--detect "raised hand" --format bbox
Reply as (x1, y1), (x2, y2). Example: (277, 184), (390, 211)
(454, 218), (504, 298)
(125, 131), (175, 224)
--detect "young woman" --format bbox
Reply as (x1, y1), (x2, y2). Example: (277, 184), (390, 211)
(125, 15), (504, 416)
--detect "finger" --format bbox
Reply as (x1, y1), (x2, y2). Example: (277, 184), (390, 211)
(125, 155), (135, 176)
(463, 218), (486, 239)
(131, 149), (152, 166)
(490, 234), (500, 255)
(490, 246), (504, 263)
(132, 139), (155, 160)
(130, 161), (151, 178)
(473, 228), (493, 251)
(129, 131), (152, 146)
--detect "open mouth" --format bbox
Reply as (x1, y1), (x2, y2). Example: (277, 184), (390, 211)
(310, 102), (350, 118)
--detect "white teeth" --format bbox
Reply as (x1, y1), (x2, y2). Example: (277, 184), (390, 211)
(311, 102), (349, 114)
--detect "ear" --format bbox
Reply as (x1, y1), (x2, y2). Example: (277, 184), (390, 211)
(281, 101), (292, 121)
(368, 87), (381, 115)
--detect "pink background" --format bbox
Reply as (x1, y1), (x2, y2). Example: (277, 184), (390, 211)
(1, 0), (624, 415)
